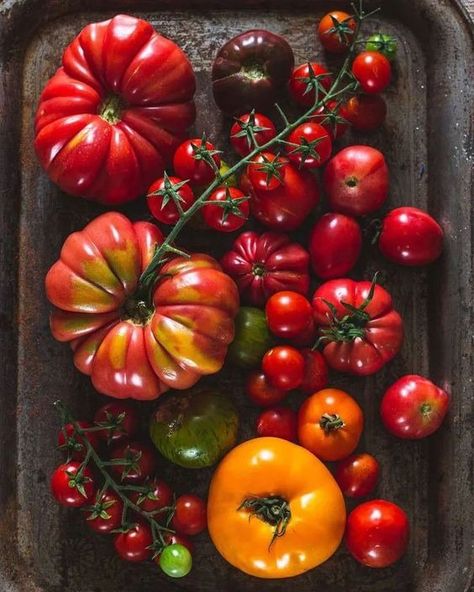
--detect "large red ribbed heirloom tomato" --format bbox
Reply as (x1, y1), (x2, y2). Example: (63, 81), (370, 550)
(45, 213), (239, 400)
(35, 15), (196, 204)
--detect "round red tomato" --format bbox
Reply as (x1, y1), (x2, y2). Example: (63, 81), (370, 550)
(352, 51), (391, 94)
(50, 461), (95, 508)
(57, 421), (100, 460)
(300, 349), (329, 395)
(345, 94), (387, 131)
(309, 213), (362, 279)
(318, 11), (356, 54)
(265, 291), (313, 339)
(289, 63), (333, 107)
(147, 175), (195, 225)
(380, 375), (449, 439)
(288, 318), (317, 348)
(245, 371), (288, 407)
(110, 441), (157, 484)
(94, 402), (139, 445)
(335, 453), (380, 498)
(230, 112), (277, 157)
(172, 494), (207, 536)
(323, 145), (389, 216)
(346, 500), (409, 567)
(262, 345), (305, 391)
(202, 186), (249, 232)
(378, 207), (444, 266)
(256, 406), (298, 441)
(130, 478), (174, 514)
(114, 522), (153, 562)
(312, 100), (350, 140)
(286, 123), (332, 169)
(247, 152), (284, 191)
(85, 490), (124, 533)
(173, 137), (221, 186)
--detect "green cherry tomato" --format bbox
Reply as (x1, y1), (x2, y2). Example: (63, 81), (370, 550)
(159, 543), (192, 578)
(227, 307), (274, 368)
(366, 34), (397, 60)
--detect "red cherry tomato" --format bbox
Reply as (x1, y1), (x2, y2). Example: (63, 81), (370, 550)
(380, 375), (450, 439)
(230, 112), (277, 157)
(172, 494), (207, 536)
(265, 291), (313, 339)
(245, 371), (288, 407)
(110, 441), (157, 484)
(346, 500), (409, 567)
(378, 207), (444, 266)
(114, 522), (153, 562)
(50, 461), (95, 508)
(262, 345), (305, 391)
(318, 11), (356, 54)
(345, 94), (387, 131)
(335, 453), (380, 498)
(286, 123), (332, 169)
(57, 421), (100, 460)
(247, 152), (284, 191)
(289, 63), (333, 107)
(130, 478), (174, 514)
(312, 100), (350, 140)
(352, 51), (391, 94)
(173, 138), (221, 186)
(256, 406), (298, 441)
(85, 490), (124, 533)
(147, 175), (195, 225)
(202, 186), (250, 232)
(94, 402), (139, 445)
(300, 349), (329, 395)
(309, 212), (362, 279)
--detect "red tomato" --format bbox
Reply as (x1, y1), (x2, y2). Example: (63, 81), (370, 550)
(256, 406), (298, 441)
(335, 453), (380, 498)
(345, 94), (387, 131)
(130, 478), (174, 514)
(323, 145), (389, 216)
(114, 522), (153, 562)
(172, 494), (207, 535)
(300, 349), (329, 395)
(173, 138), (221, 186)
(380, 375), (449, 439)
(286, 123), (332, 169)
(289, 63), (333, 107)
(352, 51), (391, 94)
(245, 371), (288, 407)
(230, 112), (277, 156)
(147, 175), (195, 225)
(309, 213), (362, 279)
(265, 291), (313, 338)
(50, 461), (95, 508)
(312, 100), (350, 140)
(378, 207), (444, 266)
(110, 441), (157, 484)
(247, 152), (284, 191)
(57, 421), (100, 460)
(94, 402), (139, 445)
(262, 345), (305, 391)
(287, 317), (317, 348)
(346, 500), (409, 567)
(318, 11), (356, 54)
(202, 186), (250, 232)
(85, 490), (124, 534)
(312, 278), (404, 375)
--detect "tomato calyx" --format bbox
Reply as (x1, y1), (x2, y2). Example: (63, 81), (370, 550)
(191, 133), (222, 171)
(108, 448), (144, 481)
(238, 495), (291, 547)
(241, 59), (266, 81)
(147, 172), (191, 214)
(283, 135), (326, 167)
(85, 495), (118, 522)
(327, 14), (356, 47)
(65, 468), (93, 499)
(122, 296), (154, 326)
(232, 110), (272, 150)
(296, 62), (331, 100)
(251, 263), (265, 277)
(319, 412), (345, 432)
(99, 94), (123, 125)
(251, 153), (284, 188)
(420, 402), (432, 416)
(207, 186), (250, 224)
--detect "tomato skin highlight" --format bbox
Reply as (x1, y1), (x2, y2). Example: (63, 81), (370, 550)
(114, 522), (153, 562)
(256, 406), (298, 441)
(335, 453), (380, 498)
(262, 346), (305, 391)
(318, 11), (356, 54)
(289, 63), (333, 107)
(345, 94), (387, 131)
(50, 461), (95, 508)
(246, 371), (287, 407)
(265, 291), (313, 339)
(172, 494), (207, 535)
(352, 51), (391, 94)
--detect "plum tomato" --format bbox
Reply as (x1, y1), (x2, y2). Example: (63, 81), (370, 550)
(202, 186), (250, 232)
(256, 406), (298, 441)
(247, 152), (285, 191)
(311, 100), (350, 140)
(57, 421), (100, 460)
(352, 51), (391, 94)
(323, 145), (389, 216)
(318, 11), (356, 54)
(172, 494), (207, 536)
(173, 137), (221, 186)
(335, 453), (380, 498)
(289, 62), (333, 107)
(94, 402), (139, 445)
(265, 291), (313, 339)
(300, 349), (329, 395)
(85, 490), (124, 534)
(114, 522), (153, 562)
(378, 207), (444, 266)
(230, 112), (277, 157)
(147, 175), (195, 225)
(286, 123), (332, 169)
(380, 375), (449, 439)
(246, 371), (288, 407)
(366, 33), (397, 61)
(346, 500), (409, 567)
(309, 212), (362, 279)
(130, 478), (173, 514)
(110, 441), (157, 484)
(159, 543), (193, 578)
(262, 346), (305, 391)
(50, 461), (95, 508)
(344, 94), (387, 131)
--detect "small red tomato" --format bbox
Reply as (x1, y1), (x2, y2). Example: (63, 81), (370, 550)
(173, 138), (221, 186)
(202, 186), (249, 232)
(288, 317), (317, 348)
(378, 207), (444, 266)
(262, 345), (305, 391)
(300, 349), (329, 395)
(289, 63), (333, 107)
(245, 371), (288, 407)
(380, 375), (449, 439)
(318, 11), (356, 54)
(346, 500), (409, 567)
(345, 94), (387, 131)
(114, 522), (153, 562)
(335, 453), (380, 498)
(230, 112), (277, 157)
(57, 421), (100, 460)
(309, 212), (362, 278)
(85, 490), (124, 534)
(265, 291), (313, 338)
(256, 406), (298, 441)
(247, 152), (284, 191)
(50, 461), (95, 508)
(172, 494), (207, 536)
(147, 175), (195, 225)
(94, 402), (139, 445)
(352, 51), (391, 94)
(110, 441), (157, 484)
(286, 123), (332, 169)
(312, 100), (350, 140)
(130, 478), (173, 515)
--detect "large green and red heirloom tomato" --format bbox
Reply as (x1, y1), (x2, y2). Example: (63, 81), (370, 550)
(45, 212), (239, 400)
(35, 14), (196, 204)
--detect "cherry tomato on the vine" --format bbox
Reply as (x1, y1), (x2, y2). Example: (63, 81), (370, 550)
(94, 402), (139, 445)
(312, 100), (350, 140)
(247, 152), (284, 191)
(262, 345), (305, 391)
(289, 63), (333, 107)
(50, 461), (95, 508)
(265, 290), (313, 338)
(286, 123), (332, 169)
(173, 137), (221, 186)
(147, 175), (195, 225)
(345, 94), (387, 131)
(352, 51), (391, 94)
(159, 543), (193, 578)
(202, 186), (249, 232)
(245, 371), (288, 407)
(256, 406), (298, 441)
(114, 522), (153, 562)
(300, 349), (329, 395)
(172, 494), (207, 536)
(130, 478), (174, 514)
(335, 453), (380, 498)
(85, 490), (124, 533)
(57, 421), (100, 460)
(318, 11), (356, 54)
(110, 441), (157, 484)
(230, 112), (277, 157)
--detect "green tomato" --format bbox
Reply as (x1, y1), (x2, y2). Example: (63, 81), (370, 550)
(150, 388), (239, 468)
(159, 544), (192, 578)
(227, 307), (274, 369)
(366, 34), (397, 60)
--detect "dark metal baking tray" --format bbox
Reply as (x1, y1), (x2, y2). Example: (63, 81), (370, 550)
(0, 0), (473, 590)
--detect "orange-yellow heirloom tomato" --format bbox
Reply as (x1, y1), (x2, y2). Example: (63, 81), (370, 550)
(45, 212), (239, 400)
(207, 437), (346, 578)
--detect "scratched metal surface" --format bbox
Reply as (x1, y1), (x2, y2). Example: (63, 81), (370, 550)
(0, 1), (472, 591)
